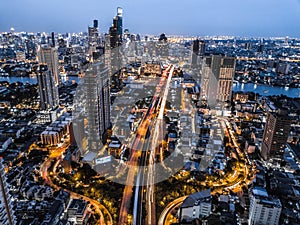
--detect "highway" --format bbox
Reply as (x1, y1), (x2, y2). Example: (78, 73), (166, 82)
(119, 65), (174, 225)
(134, 66), (174, 225)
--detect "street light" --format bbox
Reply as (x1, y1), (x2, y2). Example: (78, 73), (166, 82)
(127, 214), (132, 225)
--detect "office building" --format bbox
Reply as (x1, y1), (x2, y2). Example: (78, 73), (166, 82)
(276, 62), (290, 75)
(261, 111), (291, 160)
(157, 33), (169, 58)
(0, 158), (16, 225)
(50, 32), (55, 47)
(109, 18), (120, 49)
(104, 34), (112, 77)
(37, 45), (60, 86)
(37, 65), (59, 110)
(109, 7), (123, 49)
(249, 187), (281, 225)
(191, 39), (200, 66)
(88, 20), (99, 56)
(117, 7), (123, 40)
(107, 8), (123, 78)
(198, 40), (206, 56)
(85, 61), (111, 153)
(201, 55), (235, 106)
(191, 39), (205, 66)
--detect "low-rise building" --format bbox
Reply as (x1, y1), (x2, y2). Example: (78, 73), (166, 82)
(66, 199), (90, 225)
(179, 189), (212, 223)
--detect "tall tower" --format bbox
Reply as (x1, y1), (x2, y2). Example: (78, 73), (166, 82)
(37, 65), (59, 110)
(0, 158), (16, 225)
(88, 19), (99, 56)
(51, 32), (55, 47)
(37, 45), (60, 86)
(191, 39), (200, 66)
(85, 61), (111, 153)
(217, 56), (235, 102)
(109, 18), (120, 49)
(117, 7), (123, 40)
(200, 55), (235, 106)
(157, 33), (168, 58)
(109, 7), (123, 49)
(199, 40), (206, 56)
(261, 111), (291, 160)
(104, 34), (112, 77)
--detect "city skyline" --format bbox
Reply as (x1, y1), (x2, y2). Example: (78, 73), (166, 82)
(1, 3), (300, 224)
(1, 0), (300, 37)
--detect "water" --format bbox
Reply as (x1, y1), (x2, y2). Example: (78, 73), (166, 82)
(233, 82), (300, 98)
(0, 76), (37, 84)
(0, 76), (299, 98)
(0, 76), (80, 85)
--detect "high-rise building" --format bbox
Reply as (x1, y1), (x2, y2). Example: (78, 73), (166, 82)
(109, 7), (123, 49)
(51, 32), (55, 47)
(88, 20), (99, 56)
(191, 39), (205, 67)
(124, 29), (130, 40)
(200, 55), (235, 106)
(93, 19), (98, 29)
(37, 45), (60, 86)
(191, 39), (200, 66)
(261, 111), (291, 160)
(25, 36), (36, 59)
(109, 18), (120, 49)
(104, 34), (112, 76)
(0, 158), (16, 225)
(37, 65), (59, 110)
(199, 40), (206, 56)
(85, 61), (111, 153)
(107, 8), (124, 78)
(157, 33), (169, 58)
(249, 187), (282, 225)
(117, 7), (123, 40)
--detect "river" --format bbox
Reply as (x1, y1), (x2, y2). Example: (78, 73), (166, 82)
(0, 76), (80, 85)
(0, 76), (299, 98)
(232, 82), (299, 98)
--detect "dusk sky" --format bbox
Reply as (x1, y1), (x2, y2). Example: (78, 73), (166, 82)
(1, 0), (300, 37)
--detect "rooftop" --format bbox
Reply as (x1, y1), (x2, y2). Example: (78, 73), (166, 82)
(181, 189), (211, 208)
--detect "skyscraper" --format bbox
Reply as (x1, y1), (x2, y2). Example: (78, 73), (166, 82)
(109, 18), (120, 49)
(88, 20), (99, 56)
(191, 39), (205, 66)
(0, 158), (16, 225)
(117, 7), (123, 40)
(51, 32), (55, 47)
(109, 7), (123, 49)
(249, 187), (282, 225)
(191, 39), (200, 66)
(85, 61), (111, 153)
(37, 65), (59, 110)
(37, 45), (60, 86)
(261, 111), (291, 160)
(107, 7), (124, 79)
(157, 33), (169, 58)
(200, 55), (235, 106)
(104, 34), (112, 77)
(199, 40), (206, 56)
